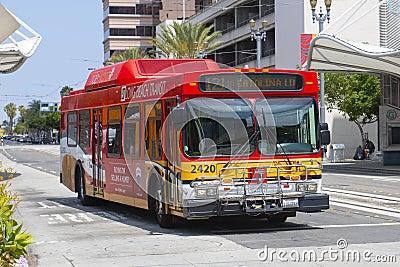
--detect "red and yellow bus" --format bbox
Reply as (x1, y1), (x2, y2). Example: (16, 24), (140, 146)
(60, 59), (330, 228)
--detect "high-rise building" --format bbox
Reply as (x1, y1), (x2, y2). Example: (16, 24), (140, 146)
(102, 0), (196, 62)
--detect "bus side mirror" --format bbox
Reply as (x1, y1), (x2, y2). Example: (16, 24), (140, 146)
(320, 123), (331, 145)
(321, 130), (331, 145)
(170, 106), (187, 131)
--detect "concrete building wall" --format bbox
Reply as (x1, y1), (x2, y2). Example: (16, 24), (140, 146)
(160, 0), (196, 21)
(274, 1), (304, 69)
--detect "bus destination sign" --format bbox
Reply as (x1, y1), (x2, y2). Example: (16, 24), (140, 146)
(198, 73), (303, 92)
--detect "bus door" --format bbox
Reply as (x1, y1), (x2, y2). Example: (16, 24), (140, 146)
(92, 109), (104, 195)
(166, 100), (183, 208)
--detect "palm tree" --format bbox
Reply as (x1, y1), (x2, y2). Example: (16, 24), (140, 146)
(105, 47), (150, 65)
(26, 99), (41, 121)
(4, 102), (17, 132)
(60, 86), (73, 97)
(18, 105), (26, 123)
(153, 21), (223, 58)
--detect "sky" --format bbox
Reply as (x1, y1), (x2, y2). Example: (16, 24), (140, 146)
(0, 0), (104, 122)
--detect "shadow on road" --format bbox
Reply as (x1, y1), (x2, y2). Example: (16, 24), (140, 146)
(46, 196), (317, 236)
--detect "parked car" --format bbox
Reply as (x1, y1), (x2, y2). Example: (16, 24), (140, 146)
(20, 137), (32, 143)
(32, 137), (51, 144)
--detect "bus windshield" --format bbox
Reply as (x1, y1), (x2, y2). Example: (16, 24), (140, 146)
(182, 98), (255, 157)
(256, 97), (319, 155)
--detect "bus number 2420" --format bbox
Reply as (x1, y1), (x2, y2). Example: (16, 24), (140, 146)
(190, 164), (216, 173)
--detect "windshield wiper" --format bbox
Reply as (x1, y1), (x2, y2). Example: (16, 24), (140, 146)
(260, 108), (292, 165)
(220, 128), (258, 171)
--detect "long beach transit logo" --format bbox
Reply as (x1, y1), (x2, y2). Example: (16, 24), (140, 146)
(388, 0), (400, 14)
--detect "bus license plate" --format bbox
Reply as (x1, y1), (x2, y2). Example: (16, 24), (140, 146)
(282, 198), (299, 208)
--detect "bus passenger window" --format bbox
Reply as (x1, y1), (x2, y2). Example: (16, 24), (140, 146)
(79, 110), (90, 147)
(108, 106), (122, 157)
(145, 102), (162, 160)
(67, 112), (77, 146)
(124, 105), (140, 158)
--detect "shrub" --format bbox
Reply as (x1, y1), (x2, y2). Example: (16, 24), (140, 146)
(0, 168), (34, 267)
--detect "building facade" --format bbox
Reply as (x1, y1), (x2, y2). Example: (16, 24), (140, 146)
(102, 0), (197, 61)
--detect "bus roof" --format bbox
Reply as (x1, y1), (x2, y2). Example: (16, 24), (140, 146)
(84, 59), (220, 91)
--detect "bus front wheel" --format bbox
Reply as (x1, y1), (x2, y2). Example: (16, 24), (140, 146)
(77, 165), (95, 206)
(151, 179), (174, 228)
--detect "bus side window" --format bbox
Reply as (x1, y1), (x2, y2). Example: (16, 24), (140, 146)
(107, 106), (122, 157)
(124, 105), (140, 158)
(79, 110), (90, 148)
(67, 112), (77, 147)
(145, 101), (162, 160)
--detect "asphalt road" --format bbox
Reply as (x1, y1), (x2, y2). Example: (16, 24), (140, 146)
(1, 145), (399, 266)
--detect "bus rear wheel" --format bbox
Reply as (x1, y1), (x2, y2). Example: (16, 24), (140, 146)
(152, 180), (174, 228)
(77, 165), (95, 206)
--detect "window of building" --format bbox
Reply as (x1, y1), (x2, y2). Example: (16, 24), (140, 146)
(67, 112), (77, 147)
(145, 102), (162, 160)
(79, 110), (90, 148)
(108, 106), (122, 157)
(110, 28), (136, 37)
(136, 3), (159, 15)
(109, 6), (135, 15)
(136, 26), (154, 37)
(124, 105), (140, 158)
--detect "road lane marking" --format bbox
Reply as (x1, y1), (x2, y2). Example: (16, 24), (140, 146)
(323, 187), (400, 202)
(330, 200), (400, 219)
(316, 222), (400, 228)
(326, 172), (400, 181)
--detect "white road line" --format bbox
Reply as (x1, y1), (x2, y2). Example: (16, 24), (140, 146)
(326, 172), (400, 180)
(330, 200), (400, 219)
(323, 187), (400, 202)
(316, 222), (400, 228)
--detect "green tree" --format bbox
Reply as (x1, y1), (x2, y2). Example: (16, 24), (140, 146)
(14, 122), (28, 135)
(3, 103), (17, 133)
(25, 100), (40, 122)
(44, 111), (60, 131)
(325, 73), (380, 145)
(27, 116), (45, 137)
(60, 86), (73, 98)
(18, 105), (26, 123)
(105, 47), (150, 65)
(153, 21), (223, 58)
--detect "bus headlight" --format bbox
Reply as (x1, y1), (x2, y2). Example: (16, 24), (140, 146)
(296, 183), (317, 192)
(307, 183), (317, 192)
(195, 188), (217, 198)
(297, 184), (307, 192)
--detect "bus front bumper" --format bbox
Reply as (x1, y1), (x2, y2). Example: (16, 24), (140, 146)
(183, 193), (329, 218)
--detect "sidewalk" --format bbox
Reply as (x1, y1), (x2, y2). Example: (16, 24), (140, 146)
(323, 158), (400, 175)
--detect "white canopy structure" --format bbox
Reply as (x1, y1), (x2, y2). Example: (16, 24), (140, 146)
(305, 0), (400, 76)
(305, 34), (400, 76)
(0, 3), (42, 74)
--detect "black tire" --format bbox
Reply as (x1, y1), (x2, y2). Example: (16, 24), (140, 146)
(77, 165), (96, 206)
(267, 214), (288, 224)
(151, 178), (174, 228)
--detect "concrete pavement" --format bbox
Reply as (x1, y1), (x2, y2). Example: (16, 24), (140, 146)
(323, 157), (400, 175)
(1, 148), (400, 266)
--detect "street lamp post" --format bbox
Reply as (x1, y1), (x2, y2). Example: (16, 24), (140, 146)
(249, 19), (268, 69)
(194, 41), (208, 59)
(309, 0), (332, 124)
